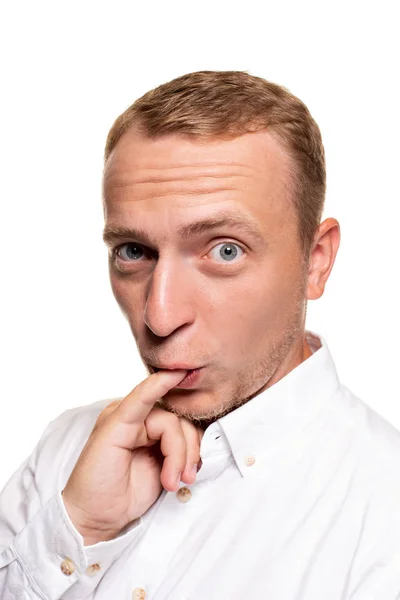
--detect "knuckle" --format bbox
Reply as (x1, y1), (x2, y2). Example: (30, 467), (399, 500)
(147, 407), (180, 429)
(134, 427), (150, 448)
(91, 400), (124, 437)
(95, 400), (120, 423)
(179, 418), (200, 441)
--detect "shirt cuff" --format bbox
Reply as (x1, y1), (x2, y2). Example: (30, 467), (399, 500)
(11, 491), (142, 600)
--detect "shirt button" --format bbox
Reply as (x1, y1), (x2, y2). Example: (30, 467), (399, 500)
(85, 563), (102, 576)
(60, 558), (75, 576)
(176, 486), (192, 503)
(245, 455), (256, 466)
(132, 588), (146, 599)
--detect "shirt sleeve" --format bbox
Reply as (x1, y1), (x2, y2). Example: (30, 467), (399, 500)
(0, 413), (143, 600)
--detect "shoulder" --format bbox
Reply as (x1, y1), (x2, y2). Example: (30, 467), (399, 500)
(43, 397), (115, 437)
(336, 384), (400, 464)
(331, 384), (400, 513)
(40, 397), (116, 447)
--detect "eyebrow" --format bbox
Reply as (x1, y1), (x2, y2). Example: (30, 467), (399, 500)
(102, 213), (265, 247)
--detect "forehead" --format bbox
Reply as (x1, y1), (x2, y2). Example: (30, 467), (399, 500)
(102, 130), (296, 239)
(103, 129), (290, 187)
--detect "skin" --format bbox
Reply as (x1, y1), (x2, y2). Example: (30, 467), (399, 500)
(62, 128), (340, 545)
(102, 129), (340, 426)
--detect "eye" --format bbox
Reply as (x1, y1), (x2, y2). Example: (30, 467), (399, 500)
(209, 242), (244, 263)
(112, 241), (244, 266)
(115, 243), (146, 261)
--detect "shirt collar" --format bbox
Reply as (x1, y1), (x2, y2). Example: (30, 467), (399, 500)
(199, 331), (340, 478)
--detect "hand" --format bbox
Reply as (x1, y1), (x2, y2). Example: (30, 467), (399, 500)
(62, 370), (203, 545)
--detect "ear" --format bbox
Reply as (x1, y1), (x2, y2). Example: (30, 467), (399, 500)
(306, 218), (341, 300)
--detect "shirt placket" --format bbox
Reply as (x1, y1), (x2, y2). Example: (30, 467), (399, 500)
(128, 424), (233, 599)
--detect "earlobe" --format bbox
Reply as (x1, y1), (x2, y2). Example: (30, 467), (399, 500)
(306, 218), (340, 300)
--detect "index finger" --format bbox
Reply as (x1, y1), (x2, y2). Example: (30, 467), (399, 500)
(113, 369), (187, 425)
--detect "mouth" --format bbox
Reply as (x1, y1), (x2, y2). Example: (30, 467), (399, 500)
(149, 364), (204, 388)
(150, 364), (202, 373)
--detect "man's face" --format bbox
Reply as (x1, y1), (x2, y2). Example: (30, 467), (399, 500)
(102, 130), (309, 423)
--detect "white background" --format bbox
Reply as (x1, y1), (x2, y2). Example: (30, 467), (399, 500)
(0, 0), (399, 489)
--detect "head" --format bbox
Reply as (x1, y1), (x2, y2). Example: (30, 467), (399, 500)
(102, 70), (340, 426)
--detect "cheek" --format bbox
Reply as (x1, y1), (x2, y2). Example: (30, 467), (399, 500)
(110, 276), (143, 322)
(110, 275), (124, 306)
(200, 276), (278, 353)
(215, 262), (303, 338)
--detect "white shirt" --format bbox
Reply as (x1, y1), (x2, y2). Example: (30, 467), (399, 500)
(1, 331), (400, 600)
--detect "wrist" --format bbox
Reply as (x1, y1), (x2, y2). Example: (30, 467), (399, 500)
(61, 490), (122, 546)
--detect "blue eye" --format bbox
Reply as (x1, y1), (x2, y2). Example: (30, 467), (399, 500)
(117, 243), (145, 261)
(209, 243), (244, 263)
(113, 241), (244, 266)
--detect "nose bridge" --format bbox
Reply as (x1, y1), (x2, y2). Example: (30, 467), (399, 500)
(144, 254), (195, 337)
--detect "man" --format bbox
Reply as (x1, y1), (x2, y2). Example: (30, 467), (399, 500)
(1, 70), (399, 600)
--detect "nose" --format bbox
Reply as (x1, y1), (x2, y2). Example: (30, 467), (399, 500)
(143, 256), (196, 338)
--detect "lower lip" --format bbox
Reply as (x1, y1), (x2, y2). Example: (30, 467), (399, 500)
(175, 368), (203, 389)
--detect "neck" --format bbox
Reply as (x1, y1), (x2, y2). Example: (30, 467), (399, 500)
(303, 337), (313, 360)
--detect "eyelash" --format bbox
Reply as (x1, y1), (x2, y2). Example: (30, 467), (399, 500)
(111, 240), (246, 266)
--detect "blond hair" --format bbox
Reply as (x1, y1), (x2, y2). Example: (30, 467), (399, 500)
(104, 70), (326, 255)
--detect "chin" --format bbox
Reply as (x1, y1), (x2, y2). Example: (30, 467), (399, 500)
(158, 388), (239, 424)
(160, 388), (210, 414)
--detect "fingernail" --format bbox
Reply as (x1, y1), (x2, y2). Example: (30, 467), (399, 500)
(176, 472), (182, 488)
(191, 464), (198, 477)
